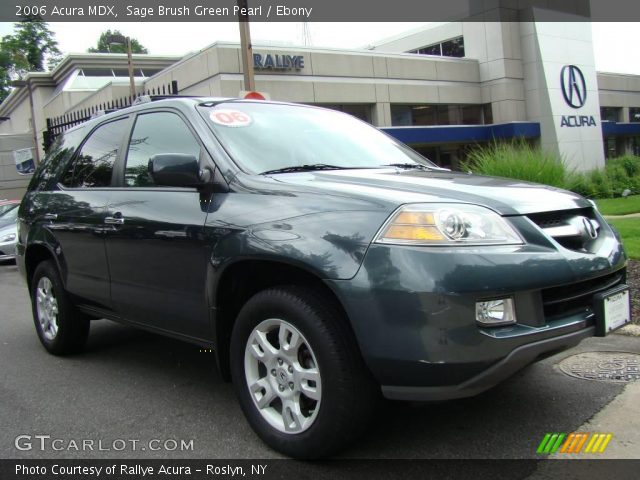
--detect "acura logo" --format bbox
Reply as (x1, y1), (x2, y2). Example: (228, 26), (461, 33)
(581, 217), (598, 240)
(561, 65), (587, 109)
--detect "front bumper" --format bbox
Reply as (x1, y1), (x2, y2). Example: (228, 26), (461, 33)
(328, 229), (626, 401)
(382, 326), (594, 400)
(0, 239), (16, 261)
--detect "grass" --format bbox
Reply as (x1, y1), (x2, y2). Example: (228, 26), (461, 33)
(608, 218), (640, 260)
(596, 195), (640, 216)
(461, 141), (567, 188)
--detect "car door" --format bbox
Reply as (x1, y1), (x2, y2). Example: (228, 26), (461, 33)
(41, 117), (130, 309)
(104, 110), (212, 339)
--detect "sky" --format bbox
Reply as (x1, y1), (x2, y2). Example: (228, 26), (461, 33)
(0, 22), (638, 75)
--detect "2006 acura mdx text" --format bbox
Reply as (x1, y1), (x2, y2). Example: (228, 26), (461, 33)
(17, 98), (631, 458)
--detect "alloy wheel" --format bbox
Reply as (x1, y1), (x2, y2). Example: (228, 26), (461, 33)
(36, 276), (59, 341)
(244, 318), (322, 434)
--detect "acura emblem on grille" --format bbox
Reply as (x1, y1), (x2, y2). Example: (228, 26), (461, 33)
(581, 217), (598, 240)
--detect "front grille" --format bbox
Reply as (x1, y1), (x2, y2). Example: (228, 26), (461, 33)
(541, 269), (626, 319)
(527, 207), (600, 253)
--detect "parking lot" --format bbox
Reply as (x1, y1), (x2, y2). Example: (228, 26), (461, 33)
(1, 262), (639, 460)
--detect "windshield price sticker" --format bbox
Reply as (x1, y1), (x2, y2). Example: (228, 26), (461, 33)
(210, 110), (253, 127)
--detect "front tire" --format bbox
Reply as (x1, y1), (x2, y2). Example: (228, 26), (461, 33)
(230, 286), (377, 458)
(30, 260), (90, 355)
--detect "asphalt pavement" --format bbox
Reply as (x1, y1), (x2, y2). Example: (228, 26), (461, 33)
(1, 262), (639, 461)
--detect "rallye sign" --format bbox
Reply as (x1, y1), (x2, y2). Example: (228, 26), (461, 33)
(254, 53), (305, 70)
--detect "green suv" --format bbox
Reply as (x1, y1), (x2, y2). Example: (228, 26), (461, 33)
(17, 98), (630, 457)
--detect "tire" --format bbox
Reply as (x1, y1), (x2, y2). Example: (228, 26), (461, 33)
(230, 285), (378, 458)
(30, 260), (90, 355)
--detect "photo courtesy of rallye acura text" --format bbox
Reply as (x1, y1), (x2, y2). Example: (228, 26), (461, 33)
(16, 97), (631, 458)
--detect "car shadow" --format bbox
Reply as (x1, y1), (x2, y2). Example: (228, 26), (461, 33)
(76, 321), (628, 459)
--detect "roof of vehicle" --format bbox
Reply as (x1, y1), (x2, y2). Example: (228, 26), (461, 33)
(63, 96), (316, 135)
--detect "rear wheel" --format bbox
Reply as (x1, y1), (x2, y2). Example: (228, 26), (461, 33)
(230, 285), (378, 458)
(31, 260), (90, 355)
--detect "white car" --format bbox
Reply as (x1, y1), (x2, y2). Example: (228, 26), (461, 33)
(0, 222), (17, 262)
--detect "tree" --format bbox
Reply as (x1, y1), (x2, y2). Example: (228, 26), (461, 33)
(0, 16), (62, 103)
(88, 30), (149, 54)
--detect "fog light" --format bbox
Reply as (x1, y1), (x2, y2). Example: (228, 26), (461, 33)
(475, 298), (516, 326)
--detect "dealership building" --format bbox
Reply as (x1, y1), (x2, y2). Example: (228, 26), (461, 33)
(1, 19), (640, 198)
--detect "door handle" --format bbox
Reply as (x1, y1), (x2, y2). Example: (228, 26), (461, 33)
(43, 213), (57, 220)
(104, 213), (125, 225)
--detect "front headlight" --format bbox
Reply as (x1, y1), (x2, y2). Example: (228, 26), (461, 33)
(0, 233), (16, 243)
(375, 203), (523, 246)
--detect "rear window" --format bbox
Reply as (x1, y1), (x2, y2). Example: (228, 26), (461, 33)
(198, 102), (435, 174)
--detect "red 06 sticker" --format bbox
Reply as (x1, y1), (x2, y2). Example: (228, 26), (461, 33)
(209, 109), (252, 127)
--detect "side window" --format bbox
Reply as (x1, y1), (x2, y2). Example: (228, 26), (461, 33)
(125, 112), (201, 187)
(60, 119), (127, 188)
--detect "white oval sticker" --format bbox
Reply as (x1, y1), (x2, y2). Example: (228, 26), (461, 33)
(209, 109), (252, 127)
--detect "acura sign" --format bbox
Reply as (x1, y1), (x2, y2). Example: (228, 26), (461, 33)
(561, 65), (587, 108)
(560, 65), (596, 128)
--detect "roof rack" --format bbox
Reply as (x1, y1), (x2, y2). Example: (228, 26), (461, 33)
(134, 94), (199, 105)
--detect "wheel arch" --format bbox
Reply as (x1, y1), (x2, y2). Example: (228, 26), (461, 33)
(24, 243), (61, 290)
(211, 258), (354, 381)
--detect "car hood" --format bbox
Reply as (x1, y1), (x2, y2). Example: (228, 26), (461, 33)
(268, 168), (591, 215)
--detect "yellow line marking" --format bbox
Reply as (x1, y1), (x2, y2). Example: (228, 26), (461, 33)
(585, 433), (598, 453)
(591, 434), (605, 453)
(599, 434), (613, 453)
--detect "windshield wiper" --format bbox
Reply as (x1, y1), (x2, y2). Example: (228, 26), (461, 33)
(380, 163), (436, 171)
(261, 164), (350, 175)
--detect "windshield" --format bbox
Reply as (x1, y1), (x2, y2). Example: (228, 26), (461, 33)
(0, 203), (18, 216)
(0, 204), (18, 226)
(198, 102), (437, 174)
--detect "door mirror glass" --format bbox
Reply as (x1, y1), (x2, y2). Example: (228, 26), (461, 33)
(148, 153), (203, 187)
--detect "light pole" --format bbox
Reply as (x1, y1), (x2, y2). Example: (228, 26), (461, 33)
(11, 79), (40, 165)
(237, 0), (256, 91)
(106, 33), (136, 99)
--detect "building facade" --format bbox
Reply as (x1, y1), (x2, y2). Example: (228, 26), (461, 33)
(1, 21), (639, 198)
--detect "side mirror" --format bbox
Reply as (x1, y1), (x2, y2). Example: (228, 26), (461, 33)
(148, 154), (210, 187)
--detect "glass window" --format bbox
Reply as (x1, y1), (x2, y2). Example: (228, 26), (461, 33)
(60, 119), (127, 188)
(441, 37), (465, 57)
(413, 106), (438, 126)
(482, 104), (494, 124)
(418, 44), (441, 55)
(600, 107), (621, 122)
(125, 112), (201, 187)
(410, 37), (464, 58)
(318, 104), (372, 123)
(391, 104), (483, 126)
(461, 105), (482, 125)
(630, 108), (640, 123)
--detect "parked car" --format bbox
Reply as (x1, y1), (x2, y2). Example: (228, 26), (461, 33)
(16, 98), (630, 458)
(0, 222), (17, 262)
(0, 203), (19, 229)
(0, 199), (20, 217)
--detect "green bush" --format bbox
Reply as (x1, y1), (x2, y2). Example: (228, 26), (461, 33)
(604, 155), (640, 196)
(461, 141), (567, 188)
(462, 142), (640, 199)
(608, 155), (640, 177)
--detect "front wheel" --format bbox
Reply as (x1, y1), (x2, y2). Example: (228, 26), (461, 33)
(30, 260), (90, 355)
(230, 286), (377, 458)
